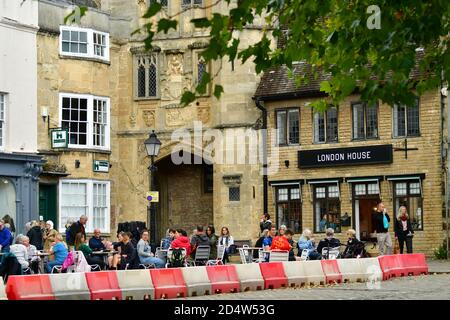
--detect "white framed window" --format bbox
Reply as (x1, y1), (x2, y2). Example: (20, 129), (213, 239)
(59, 179), (110, 233)
(393, 98), (420, 137)
(60, 26), (110, 62)
(59, 93), (110, 150)
(134, 54), (159, 99)
(0, 93), (6, 149)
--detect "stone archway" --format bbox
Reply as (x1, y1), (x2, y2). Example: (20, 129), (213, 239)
(153, 146), (213, 240)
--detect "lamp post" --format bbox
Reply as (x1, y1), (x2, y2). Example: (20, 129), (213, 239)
(144, 130), (161, 248)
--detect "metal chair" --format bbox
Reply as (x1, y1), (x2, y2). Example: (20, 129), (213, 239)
(155, 247), (167, 261)
(206, 245), (225, 266)
(89, 264), (101, 271)
(268, 250), (289, 262)
(238, 248), (248, 264)
(300, 249), (309, 261)
(321, 247), (340, 260)
(139, 263), (156, 269)
(191, 246), (210, 266)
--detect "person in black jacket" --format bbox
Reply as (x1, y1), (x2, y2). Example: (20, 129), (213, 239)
(190, 225), (210, 259)
(373, 202), (393, 256)
(118, 232), (137, 270)
(317, 228), (341, 258)
(394, 206), (414, 254)
(26, 221), (43, 251)
(259, 213), (272, 234)
(68, 215), (87, 247)
(342, 229), (365, 258)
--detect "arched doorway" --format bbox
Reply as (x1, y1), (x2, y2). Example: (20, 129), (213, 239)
(0, 177), (17, 231)
(154, 152), (213, 240)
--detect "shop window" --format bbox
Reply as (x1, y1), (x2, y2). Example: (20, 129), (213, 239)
(60, 93), (110, 150)
(313, 107), (338, 143)
(229, 187), (240, 201)
(60, 26), (109, 62)
(59, 180), (110, 233)
(393, 99), (420, 137)
(314, 184), (341, 233)
(276, 186), (302, 234)
(134, 54), (159, 99)
(0, 93), (6, 149)
(352, 102), (378, 139)
(0, 178), (16, 228)
(276, 108), (299, 146)
(393, 181), (423, 230)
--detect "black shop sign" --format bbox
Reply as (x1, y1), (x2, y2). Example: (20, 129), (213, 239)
(298, 144), (393, 168)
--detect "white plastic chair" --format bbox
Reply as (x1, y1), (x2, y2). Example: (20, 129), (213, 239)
(268, 250), (289, 262)
(321, 247), (340, 260)
(300, 249), (309, 261)
(206, 245), (225, 266)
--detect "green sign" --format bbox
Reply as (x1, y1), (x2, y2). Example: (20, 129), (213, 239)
(93, 160), (110, 173)
(51, 129), (68, 149)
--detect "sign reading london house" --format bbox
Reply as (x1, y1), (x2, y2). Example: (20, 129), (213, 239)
(298, 144), (393, 168)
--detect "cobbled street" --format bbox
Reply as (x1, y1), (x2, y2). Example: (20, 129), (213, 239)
(179, 274), (450, 300)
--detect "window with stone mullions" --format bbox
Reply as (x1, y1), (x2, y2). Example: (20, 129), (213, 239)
(182, 0), (203, 7)
(150, 0), (168, 7)
(229, 187), (240, 201)
(0, 93), (5, 148)
(314, 107), (338, 143)
(136, 55), (158, 99)
(276, 108), (299, 145)
(393, 99), (420, 137)
(352, 102), (378, 139)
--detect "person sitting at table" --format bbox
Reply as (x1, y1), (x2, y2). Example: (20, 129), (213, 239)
(170, 229), (191, 256)
(46, 234), (68, 273)
(110, 232), (137, 270)
(89, 228), (106, 252)
(161, 228), (176, 250)
(23, 235), (40, 274)
(297, 229), (320, 260)
(316, 228), (341, 259)
(137, 230), (165, 268)
(9, 234), (29, 272)
(74, 232), (105, 269)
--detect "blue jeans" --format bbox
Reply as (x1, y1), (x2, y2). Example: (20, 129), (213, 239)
(46, 260), (63, 273)
(140, 256), (165, 268)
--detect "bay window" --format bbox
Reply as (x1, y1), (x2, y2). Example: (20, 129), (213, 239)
(60, 26), (110, 62)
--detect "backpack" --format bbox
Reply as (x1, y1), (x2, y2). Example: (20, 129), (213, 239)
(168, 248), (185, 268)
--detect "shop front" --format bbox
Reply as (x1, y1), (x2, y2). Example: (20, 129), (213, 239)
(0, 153), (44, 235)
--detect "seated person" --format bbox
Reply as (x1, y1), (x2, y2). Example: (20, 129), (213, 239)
(75, 232), (105, 269)
(317, 228), (341, 258)
(190, 225), (210, 259)
(342, 229), (364, 258)
(46, 234), (68, 273)
(271, 229), (295, 261)
(137, 230), (165, 268)
(170, 229), (191, 256)
(23, 235), (40, 274)
(297, 229), (320, 260)
(89, 228), (106, 252)
(253, 229), (268, 259)
(262, 226), (277, 261)
(161, 229), (176, 250)
(9, 235), (29, 271)
(110, 232), (137, 270)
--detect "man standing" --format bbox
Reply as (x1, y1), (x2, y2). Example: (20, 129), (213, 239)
(0, 219), (12, 253)
(374, 202), (393, 255)
(259, 213), (272, 234)
(68, 215), (87, 248)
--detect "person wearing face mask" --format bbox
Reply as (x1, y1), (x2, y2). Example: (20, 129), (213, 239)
(394, 206), (414, 254)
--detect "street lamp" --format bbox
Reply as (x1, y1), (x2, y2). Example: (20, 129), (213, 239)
(144, 130), (161, 247)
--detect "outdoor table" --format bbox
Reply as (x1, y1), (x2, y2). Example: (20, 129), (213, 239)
(92, 250), (119, 270)
(33, 252), (50, 274)
(239, 247), (264, 263)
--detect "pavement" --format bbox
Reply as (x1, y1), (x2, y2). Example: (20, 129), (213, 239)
(178, 259), (450, 300)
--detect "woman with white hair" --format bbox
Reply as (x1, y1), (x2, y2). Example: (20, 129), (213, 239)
(43, 220), (58, 251)
(394, 206), (414, 254)
(317, 228), (341, 258)
(9, 234), (29, 271)
(297, 229), (320, 260)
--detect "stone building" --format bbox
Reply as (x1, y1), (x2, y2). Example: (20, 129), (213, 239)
(254, 63), (447, 255)
(0, 0), (43, 235)
(35, 0), (265, 242)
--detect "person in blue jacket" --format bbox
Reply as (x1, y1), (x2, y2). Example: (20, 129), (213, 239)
(0, 219), (12, 253)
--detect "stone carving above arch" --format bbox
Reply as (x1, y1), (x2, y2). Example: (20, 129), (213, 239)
(142, 109), (156, 128)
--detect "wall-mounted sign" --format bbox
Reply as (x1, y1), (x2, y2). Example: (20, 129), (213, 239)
(93, 160), (110, 173)
(146, 191), (159, 203)
(298, 144), (393, 168)
(51, 129), (68, 149)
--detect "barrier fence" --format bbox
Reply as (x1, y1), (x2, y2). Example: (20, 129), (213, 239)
(3, 253), (429, 300)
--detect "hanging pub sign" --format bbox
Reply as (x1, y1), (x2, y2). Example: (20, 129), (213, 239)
(51, 129), (68, 149)
(298, 144), (393, 168)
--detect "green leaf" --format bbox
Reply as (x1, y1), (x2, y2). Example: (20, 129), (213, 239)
(320, 80), (332, 93)
(181, 91), (196, 107)
(157, 19), (178, 34)
(143, 3), (162, 18)
(213, 85), (224, 99)
(64, 6), (88, 25)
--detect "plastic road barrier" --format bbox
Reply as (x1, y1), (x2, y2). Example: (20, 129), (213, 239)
(206, 265), (240, 294)
(336, 259), (365, 283)
(49, 272), (90, 300)
(398, 253), (428, 276)
(302, 260), (326, 286)
(321, 260), (343, 284)
(358, 257), (383, 283)
(85, 271), (121, 300)
(282, 261), (308, 288)
(259, 262), (288, 290)
(234, 263), (264, 292)
(6, 275), (54, 300)
(0, 279), (7, 300)
(116, 269), (155, 300)
(150, 268), (187, 299)
(181, 266), (212, 297)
